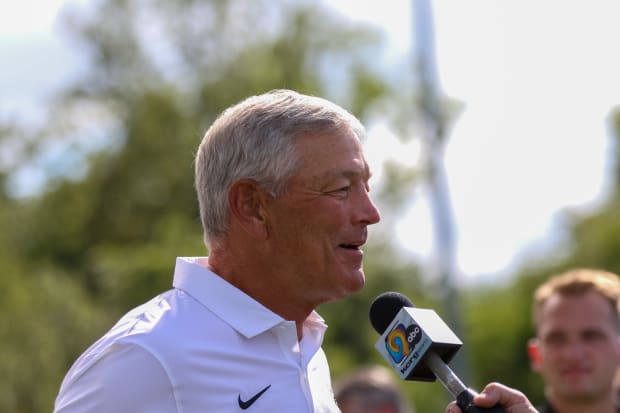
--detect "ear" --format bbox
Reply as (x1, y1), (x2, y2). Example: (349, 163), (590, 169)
(228, 180), (269, 240)
(527, 338), (543, 372)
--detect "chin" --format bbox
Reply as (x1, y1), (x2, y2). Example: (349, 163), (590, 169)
(325, 280), (364, 302)
(345, 272), (366, 294)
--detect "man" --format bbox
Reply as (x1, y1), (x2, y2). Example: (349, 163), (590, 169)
(335, 365), (414, 413)
(54, 89), (536, 413)
(527, 268), (620, 413)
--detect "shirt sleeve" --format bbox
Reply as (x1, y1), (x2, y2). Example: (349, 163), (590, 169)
(54, 342), (178, 413)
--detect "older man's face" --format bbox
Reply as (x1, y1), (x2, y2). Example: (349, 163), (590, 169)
(263, 129), (380, 305)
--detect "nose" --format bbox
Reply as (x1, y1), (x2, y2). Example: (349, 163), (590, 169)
(358, 189), (381, 225)
(559, 339), (588, 360)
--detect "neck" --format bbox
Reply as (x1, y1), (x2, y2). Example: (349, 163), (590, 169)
(206, 246), (314, 334)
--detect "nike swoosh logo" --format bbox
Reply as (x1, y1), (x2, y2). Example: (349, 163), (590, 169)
(238, 384), (271, 409)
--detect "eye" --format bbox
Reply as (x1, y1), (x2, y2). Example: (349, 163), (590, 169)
(582, 329), (606, 343)
(324, 185), (350, 198)
(543, 332), (567, 347)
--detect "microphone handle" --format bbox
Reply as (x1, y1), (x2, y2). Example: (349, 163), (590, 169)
(423, 352), (506, 413)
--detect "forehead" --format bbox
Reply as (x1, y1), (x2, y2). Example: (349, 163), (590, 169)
(294, 130), (370, 180)
(537, 291), (617, 334)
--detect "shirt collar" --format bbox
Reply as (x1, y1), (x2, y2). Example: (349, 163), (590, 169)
(171, 257), (327, 340)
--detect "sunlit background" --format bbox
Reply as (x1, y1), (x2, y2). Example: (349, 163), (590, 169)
(3, 0), (619, 283)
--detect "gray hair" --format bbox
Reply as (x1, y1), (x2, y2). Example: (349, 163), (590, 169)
(194, 89), (365, 247)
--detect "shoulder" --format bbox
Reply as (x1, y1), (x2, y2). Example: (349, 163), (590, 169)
(54, 343), (177, 413)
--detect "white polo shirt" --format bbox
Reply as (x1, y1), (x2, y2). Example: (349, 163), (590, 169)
(54, 257), (341, 413)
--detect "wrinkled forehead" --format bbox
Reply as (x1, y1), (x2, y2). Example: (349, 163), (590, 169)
(293, 130), (371, 179)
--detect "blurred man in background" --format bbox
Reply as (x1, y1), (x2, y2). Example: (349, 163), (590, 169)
(334, 365), (414, 413)
(527, 268), (620, 413)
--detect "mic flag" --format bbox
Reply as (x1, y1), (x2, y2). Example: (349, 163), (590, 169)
(369, 292), (507, 413)
(369, 292), (462, 381)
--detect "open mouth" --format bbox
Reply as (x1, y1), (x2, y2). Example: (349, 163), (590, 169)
(339, 243), (361, 250)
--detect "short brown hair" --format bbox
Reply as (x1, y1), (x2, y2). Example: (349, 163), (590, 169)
(334, 365), (414, 413)
(532, 268), (620, 331)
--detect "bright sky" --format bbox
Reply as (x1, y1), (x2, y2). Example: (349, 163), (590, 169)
(2, 1), (620, 285)
(328, 0), (620, 284)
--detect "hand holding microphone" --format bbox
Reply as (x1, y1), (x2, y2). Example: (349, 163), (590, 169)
(369, 292), (537, 413)
(446, 382), (538, 413)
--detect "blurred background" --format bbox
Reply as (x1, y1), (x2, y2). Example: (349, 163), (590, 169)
(1, 0), (620, 411)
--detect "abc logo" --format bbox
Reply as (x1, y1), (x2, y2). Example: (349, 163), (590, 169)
(385, 323), (422, 364)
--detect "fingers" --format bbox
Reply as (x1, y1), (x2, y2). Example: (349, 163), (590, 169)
(474, 383), (538, 412)
(445, 400), (462, 413)
(445, 383), (538, 413)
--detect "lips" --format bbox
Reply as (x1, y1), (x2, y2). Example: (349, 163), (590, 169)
(558, 364), (591, 381)
(338, 237), (366, 250)
(561, 367), (589, 375)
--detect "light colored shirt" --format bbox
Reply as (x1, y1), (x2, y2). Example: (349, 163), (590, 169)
(54, 257), (341, 413)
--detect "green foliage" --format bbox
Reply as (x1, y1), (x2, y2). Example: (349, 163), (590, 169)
(0, 257), (110, 413)
(564, 197), (620, 273)
(462, 279), (544, 404)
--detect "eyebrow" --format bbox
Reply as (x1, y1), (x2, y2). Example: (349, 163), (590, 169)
(324, 163), (373, 181)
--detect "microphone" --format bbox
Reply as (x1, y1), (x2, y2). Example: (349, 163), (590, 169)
(369, 291), (505, 413)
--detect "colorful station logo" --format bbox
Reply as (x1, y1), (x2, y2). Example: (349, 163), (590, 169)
(385, 323), (423, 364)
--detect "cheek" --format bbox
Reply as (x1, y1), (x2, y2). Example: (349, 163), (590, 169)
(538, 347), (564, 368)
(271, 205), (311, 234)
(271, 211), (327, 254)
(287, 209), (341, 236)
(269, 199), (347, 251)
(605, 342), (620, 365)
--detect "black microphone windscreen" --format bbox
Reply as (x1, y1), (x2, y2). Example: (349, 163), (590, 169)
(369, 291), (414, 334)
